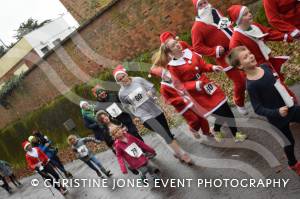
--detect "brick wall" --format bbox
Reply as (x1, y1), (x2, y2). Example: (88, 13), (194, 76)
(0, 0), (259, 128)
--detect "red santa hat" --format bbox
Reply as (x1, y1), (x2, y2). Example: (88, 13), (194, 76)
(148, 67), (167, 79)
(160, 31), (178, 44)
(113, 65), (127, 80)
(227, 5), (247, 25)
(22, 141), (30, 150)
(192, 0), (204, 14)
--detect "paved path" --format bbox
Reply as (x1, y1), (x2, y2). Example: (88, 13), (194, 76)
(1, 85), (300, 199)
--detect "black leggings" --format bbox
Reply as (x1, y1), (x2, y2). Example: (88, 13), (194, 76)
(0, 176), (11, 192)
(272, 106), (300, 166)
(9, 174), (21, 187)
(143, 113), (174, 144)
(212, 102), (237, 136)
(37, 163), (61, 191)
(50, 155), (66, 173)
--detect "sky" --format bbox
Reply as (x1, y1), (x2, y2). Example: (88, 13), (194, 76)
(0, 0), (78, 45)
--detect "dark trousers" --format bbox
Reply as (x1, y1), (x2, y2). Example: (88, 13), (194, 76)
(37, 163), (61, 191)
(50, 155), (67, 173)
(272, 106), (300, 166)
(143, 113), (174, 144)
(0, 176), (11, 193)
(8, 174), (21, 187)
(213, 102), (237, 137)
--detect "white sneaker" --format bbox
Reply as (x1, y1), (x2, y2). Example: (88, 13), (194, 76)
(236, 106), (248, 115)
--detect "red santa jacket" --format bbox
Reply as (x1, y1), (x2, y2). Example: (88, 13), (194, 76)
(263, 0), (300, 35)
(160, 81), (194, 115)
(114, 133), (156, 174)
(191, 9), (233, 70)
(167, 48), (227, 117)
(25, 147), (49, 171)
(230, 22), (293, 73)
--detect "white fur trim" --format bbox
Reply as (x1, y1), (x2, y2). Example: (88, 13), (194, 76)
(168, 49), (193, 66)
(114, 71), (127, 80)
(236, 6), (247, 25)
(291, 29), (300, 38)
(80, 101), (88, 109)
(196, 81), (202, 91)
(179, 102), (194, 115)
(203, 97), (228, 117)
(216, 46), (221, 58)
(283, 33), (288, 42)
(223, 66), (233, 72)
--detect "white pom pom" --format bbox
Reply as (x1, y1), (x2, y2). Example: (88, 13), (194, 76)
(175, 36), (179, 40)
(148, 74), (152, 78)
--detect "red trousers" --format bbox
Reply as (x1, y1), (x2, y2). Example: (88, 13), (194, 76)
(225, 68), (246, 107)
(182, 109), (210, 134)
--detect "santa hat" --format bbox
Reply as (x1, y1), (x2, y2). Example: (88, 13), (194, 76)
(148, 67), (167, 79)
(192, 0), (202, 14)
(91, 84), (104, 97)
(227, 5), (247, 25)
(79, 100), (88, 109)
(160, 31), (178, 44)
(22, 141), (30, 150)
(113, 65), (127, 80)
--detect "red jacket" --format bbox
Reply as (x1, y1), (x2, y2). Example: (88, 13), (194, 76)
(25, 147), (49, 171)
(114, 133), (155, 174)
(263, 0), (300, 34)
(191, 9), (233, 70)
(167, 48), (227, 117)
(230, 23), (292, 73)
(160, 81), (194, 115)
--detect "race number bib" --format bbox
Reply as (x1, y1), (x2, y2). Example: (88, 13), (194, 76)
(204, 83), (217, 95)
(106, 103), (122, 118)
(128, 87), (149, 108)
(125, 143), (143, 158)
(218, 17), (230, 29)
(77, 145), (89, 157)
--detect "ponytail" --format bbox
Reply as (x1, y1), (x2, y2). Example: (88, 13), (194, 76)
(152, 44), (171, 68)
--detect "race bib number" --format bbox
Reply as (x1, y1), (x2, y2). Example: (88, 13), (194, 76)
(125, 143), (143, 158)
(128, 87), (149, 108)
(77, 145), (89, 157)
(218, 17), (230, 29)
(106, 103), (122, 118)
(204, 83), (217, 95)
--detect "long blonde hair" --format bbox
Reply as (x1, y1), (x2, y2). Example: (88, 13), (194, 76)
(152, 44), (171, 68)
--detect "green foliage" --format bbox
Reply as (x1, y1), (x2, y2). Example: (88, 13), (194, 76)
(253, 1), (270, 27)
(14, 18), (51, 40)
(0, 73), (25, 107)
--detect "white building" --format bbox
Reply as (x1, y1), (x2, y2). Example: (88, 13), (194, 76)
(24, 14), (79, 57)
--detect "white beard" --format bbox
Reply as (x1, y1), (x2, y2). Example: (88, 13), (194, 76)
(197, 4), (214, 24)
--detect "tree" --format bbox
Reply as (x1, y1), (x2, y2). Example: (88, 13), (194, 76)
(0, 45), (6, 58)
(14, 18), (51, 40)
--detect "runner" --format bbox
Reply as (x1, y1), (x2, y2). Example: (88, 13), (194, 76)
(111, 126), (159, 182)
(0, 160), (22, 188)
(263, 0), (300, 38)
(67, 135), (112, 178)
(149, 66), (213, 139)
(191, 0), (248, 115)
(114, 65), (193, 164)
(92, 84), (143, 141)
(152, 31), (247, 143)
(28, 136), (73, 178)
(227, 46), (300, 175)
(23, 141), (68, 195)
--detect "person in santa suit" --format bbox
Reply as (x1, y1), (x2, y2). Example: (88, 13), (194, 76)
(263, 0), (300, 39)
(191, 0), (248, 115)
(149, 66), (213, 139)
(227, 5), (295, 78)
(152, 31), (247, 143)
(114, 65), (193, 165)
(23, 141), (68, 195)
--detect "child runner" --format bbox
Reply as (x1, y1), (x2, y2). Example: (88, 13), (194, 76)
(23, 141), (68, 195)
(227, 5), (295, 81)
(227, 46), (300, 175)
(67, 135), (112, 178)
(149, 66), (213, 139)
(114, 65), (193, 164)
(28, 136), (73, 178)
(153, 31), (247, 143)
(111, 126), (159, 182)
(0, 160), (22, 188)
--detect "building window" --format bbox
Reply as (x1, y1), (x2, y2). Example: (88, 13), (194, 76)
(52, 38), (62, 46)
(41, 46), (50, 54)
